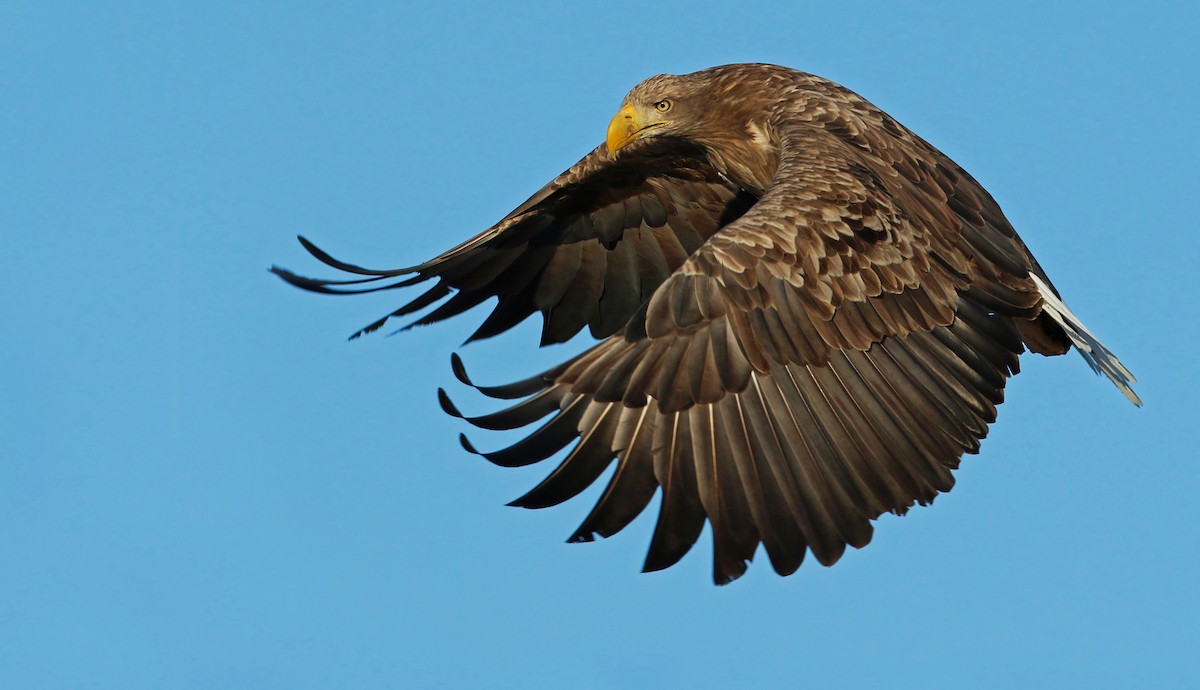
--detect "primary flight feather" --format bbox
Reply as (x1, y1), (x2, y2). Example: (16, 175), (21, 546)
(273, 63), (1138, 584)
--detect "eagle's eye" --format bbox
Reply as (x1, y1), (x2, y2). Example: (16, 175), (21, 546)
(654, 99), (672, 113)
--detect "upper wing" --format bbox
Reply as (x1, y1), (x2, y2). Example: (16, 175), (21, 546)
(444, 122), (1069, 584)
(272, 137), (757, 345)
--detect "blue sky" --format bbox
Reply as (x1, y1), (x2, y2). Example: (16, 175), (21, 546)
(4, 2), (1198, 688)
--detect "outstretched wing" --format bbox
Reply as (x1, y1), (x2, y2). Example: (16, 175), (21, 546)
(272, 137), (757, 345)
(445, 122), (1075, 584)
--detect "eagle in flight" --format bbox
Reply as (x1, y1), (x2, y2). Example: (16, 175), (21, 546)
(274, 64), (1138, 584)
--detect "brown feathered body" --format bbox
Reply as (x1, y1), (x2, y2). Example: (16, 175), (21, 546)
(274, 64), (1137, 584)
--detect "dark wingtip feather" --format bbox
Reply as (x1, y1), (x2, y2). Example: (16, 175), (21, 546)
(270, 265), (339, 293)
(296, 235), (414, 277)
(451, 353), (473, 386)
(384, 320), (423, 338)
(506, 484), (561, 510)
(269, 265), (301, 285)
(349, 314), (390, 340)
(713, 570), (745, 587)
(437, 388), (463, 418)
(298, 235), (356, 270)
(272, 254), (426, 297)
(448, 352), (556, 400)
(641, 559), (670, 575)
(459, 433), (479, 455)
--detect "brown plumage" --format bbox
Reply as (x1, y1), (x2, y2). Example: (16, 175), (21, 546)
(273, 64), (1138, 584)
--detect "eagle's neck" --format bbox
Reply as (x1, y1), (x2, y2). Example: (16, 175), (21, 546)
(701, 120), (780, 195)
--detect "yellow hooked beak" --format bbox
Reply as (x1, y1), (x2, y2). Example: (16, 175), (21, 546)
(606, 103), (667, 154)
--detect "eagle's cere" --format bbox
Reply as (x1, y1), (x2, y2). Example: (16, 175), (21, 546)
(273, 64), (1138, 584)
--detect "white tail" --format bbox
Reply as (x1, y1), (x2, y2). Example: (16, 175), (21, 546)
(1030, 274), (1141, 406)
